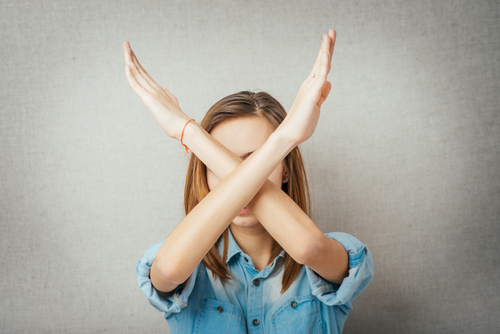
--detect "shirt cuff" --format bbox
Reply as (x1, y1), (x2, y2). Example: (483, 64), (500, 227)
(305, 232), (374, 312)
(136, 240), (199, 316)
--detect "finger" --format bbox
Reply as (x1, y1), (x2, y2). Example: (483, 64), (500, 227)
(309, 33), (331, 77)
(308, 34), (328, 77)
(164, 88), (180, 109)
(318, 81), (332, 108)
(123, 42), (150, 89)
(311, 51), (331, 90)
(125, 63), (153, 102)
(130, 48), (164, 92)
(328, 29), (337, 64)
(301, 49), (328, 92)
(123, 41), (136, 68)
(123, 42), (157, 95)
(319, 51), (331, 78)
(309, 34), (328, 76)
(310, 48), (330, 80)
(123, 41), (131, 62)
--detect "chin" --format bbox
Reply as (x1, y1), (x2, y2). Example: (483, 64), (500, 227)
(231, 214), (260, 227)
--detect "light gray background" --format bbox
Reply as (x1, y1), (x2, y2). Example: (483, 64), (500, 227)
(1, 0), (499, 333)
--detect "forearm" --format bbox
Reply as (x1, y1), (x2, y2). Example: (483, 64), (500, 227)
(182, 121), (243, 178)
(182, 122), (326, 263)
(153, 124), (294, 284)
(183, 121), (348, 283)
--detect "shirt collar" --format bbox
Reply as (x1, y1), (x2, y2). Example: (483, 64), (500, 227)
(218, 226), (286, 264)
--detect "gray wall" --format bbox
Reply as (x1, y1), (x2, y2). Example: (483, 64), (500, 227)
(1, 0), (499, 333)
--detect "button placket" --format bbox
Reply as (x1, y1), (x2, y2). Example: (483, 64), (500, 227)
(247, 274), (263, 332)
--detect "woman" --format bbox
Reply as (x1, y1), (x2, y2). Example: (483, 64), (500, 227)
(124, 29), (373, 333)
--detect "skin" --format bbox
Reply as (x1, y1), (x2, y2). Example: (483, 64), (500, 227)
(123, 29), (349, 293)
(207, 116), (286, 271)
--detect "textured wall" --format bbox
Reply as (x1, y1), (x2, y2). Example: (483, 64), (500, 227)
(1, 0), (499, 333)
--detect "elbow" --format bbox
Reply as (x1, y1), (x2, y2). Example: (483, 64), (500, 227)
(153, 256), (184, 285)
(295, 250), (310, 266)
(295, 233), (323, 266)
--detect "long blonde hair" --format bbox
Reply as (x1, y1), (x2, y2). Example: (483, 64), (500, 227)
(183, 91), (311, 294)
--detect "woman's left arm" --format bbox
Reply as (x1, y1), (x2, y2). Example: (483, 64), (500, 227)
(188, 124), (349, 285)
(183, 29), (348, 284)
(125, 29), (348, 284)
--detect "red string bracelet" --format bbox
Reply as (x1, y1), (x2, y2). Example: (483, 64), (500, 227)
(181, 119), (195, 153)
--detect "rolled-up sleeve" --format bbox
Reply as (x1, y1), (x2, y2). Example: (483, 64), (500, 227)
(136, 240), (199, 318)
(305, 232), (373, 313)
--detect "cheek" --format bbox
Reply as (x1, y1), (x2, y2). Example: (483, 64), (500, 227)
(206, 169), (220, 191)
(268, 163), (284, 188)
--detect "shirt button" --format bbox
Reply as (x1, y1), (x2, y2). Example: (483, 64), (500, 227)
(244, 257), (249, 262)
(217, 306), (223, 313)
(252, 319), (260, 326)
(253, 279), (260, 286)
(290, 301), (298, 308)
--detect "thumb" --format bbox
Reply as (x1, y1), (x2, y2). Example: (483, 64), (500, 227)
(163, 88), (180, 108)
(317, 81), (332, 108)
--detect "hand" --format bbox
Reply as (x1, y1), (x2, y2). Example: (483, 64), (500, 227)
(123, 41), (191, 140)
(276, 29), (336, 146)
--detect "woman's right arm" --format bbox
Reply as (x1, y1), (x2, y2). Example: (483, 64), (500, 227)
(123, 31), (336, 291)
(148, 127), (294, 292)
(123, 41), (296, 292)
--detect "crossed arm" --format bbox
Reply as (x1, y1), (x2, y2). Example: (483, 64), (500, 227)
(123, 29), (348, 292)
(180, 120), (349, 284)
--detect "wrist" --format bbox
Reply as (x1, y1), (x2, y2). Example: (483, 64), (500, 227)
(173, 117), (196, 142)
(269, 128), (297, 158)
(179, 119), (201, 149)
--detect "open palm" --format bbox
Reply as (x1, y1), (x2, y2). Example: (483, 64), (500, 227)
(278, 29), (336, 145)
(123, 41), (191, 141)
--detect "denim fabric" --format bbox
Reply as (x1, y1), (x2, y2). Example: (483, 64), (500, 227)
(136, 228), (373, 334)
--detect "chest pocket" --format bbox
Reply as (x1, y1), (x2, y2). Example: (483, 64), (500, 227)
(195, 298), (247, 334)
(271, 295), (323, 334)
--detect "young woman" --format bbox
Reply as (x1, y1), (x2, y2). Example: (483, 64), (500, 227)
(124, 29), (373, 334)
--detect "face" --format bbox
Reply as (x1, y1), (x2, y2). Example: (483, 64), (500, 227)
(206, 116), (286, 227)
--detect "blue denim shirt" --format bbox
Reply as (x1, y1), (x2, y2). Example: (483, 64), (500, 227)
(136, 228), (373, 333)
